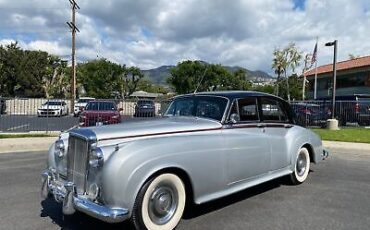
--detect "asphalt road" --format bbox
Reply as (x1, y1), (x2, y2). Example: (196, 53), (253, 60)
(0, 115), (78, 132)
(0, 115), (142, 132)
(0, 148), (369, 230)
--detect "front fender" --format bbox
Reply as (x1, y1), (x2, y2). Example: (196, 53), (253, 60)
(100, 133), (225, 215)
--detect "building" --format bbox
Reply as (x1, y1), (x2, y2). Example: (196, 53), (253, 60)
(304, 55), (370, 99)
(130, 90), (163, 99)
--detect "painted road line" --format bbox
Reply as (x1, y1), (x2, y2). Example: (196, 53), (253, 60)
(6, 124), (30, 131)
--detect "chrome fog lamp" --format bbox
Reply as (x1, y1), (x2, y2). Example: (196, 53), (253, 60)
(54, 140), (65, 158)
(88, 183), (100, 200)
(89, 145), (104, 168)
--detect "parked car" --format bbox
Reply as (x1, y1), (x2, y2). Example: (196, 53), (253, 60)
(41, 91), (328, 229)
(134, 99), (155, 117)
(357, 97), (370, 126)
(292, 103), (330, 127)
(79, 100), (121, 127)
(37, 100), (69, 117)
(0, 97), (6, 114)
(74, 97), (95, 117)
(318, 94), (370, 126)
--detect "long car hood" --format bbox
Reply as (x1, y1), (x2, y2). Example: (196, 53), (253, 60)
(74, 117), (222, 141)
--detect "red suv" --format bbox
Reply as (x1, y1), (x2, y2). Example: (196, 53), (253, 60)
(79, 100), (121, 127)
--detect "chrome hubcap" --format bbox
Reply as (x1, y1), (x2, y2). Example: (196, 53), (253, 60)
(148, 185), (178, 225)
(296, 152), (307, 177)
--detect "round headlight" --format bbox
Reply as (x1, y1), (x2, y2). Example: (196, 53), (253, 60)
(89, 146), (104, 168)
(54, 140), (65, 158)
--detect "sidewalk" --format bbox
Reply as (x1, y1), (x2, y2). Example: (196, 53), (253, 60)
(1, 137), (370, 154)
(0, 137), (56, 154)
(322, 141), (370, 152)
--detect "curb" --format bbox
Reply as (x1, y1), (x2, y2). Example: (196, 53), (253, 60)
(0, 137), (56, 154)
(322, 141), (370, 152)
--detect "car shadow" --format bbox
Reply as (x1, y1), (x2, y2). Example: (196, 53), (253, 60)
(40, 176), (295, 228)
(183, 177), (286, 219)
(40, 198), (133, 230)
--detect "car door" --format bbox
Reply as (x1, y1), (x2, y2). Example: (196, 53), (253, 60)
(258, 97), (292, 171)
(223, 97), (271, 185)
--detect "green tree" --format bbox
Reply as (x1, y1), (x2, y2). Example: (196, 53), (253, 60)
(0, 42), (67, 98)
(120, 66), (144, 98)
(252, 84), (275, 94)
(272, 43), (302, 101)
(348, 53), (360, 60)
(167, 60), (251, 94)
(277, 74), (303, 101)
(0, 42), (23, 96)
(136, 78), (169, 94)
(77, 59), (125, 98)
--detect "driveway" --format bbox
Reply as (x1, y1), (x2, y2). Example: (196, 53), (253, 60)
(0, 148), (369, 230)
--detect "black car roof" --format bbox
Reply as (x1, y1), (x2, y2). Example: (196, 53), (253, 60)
(179, 91), (283, 101)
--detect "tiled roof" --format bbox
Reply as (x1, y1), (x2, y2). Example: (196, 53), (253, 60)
(304, 55), (370, 76)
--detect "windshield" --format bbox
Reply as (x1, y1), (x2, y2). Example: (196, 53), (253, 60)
(165, 96), (228, 121)
(77, 99), (94, 103)
(86, 101), (117, 111)
(44, 101), (64, 106)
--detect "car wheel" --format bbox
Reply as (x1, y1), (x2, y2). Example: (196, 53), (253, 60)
(131, 173), (186, 230)
(289, 147), (310, 185)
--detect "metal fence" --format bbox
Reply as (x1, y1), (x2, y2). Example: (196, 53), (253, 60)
(1, 97), (369, 133)
(291, 100), (370, 127)
(0, 98), (169, 133)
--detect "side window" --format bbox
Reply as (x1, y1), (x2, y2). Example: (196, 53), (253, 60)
(238, 98), (259, 122)
(260, 98), (289, 122)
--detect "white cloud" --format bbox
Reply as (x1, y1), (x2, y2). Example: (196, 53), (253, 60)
(0, 0), (369, 73)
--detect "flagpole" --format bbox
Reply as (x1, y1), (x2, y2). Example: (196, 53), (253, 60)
(313, 59), (318, 99)
(313, 37), (319, 100)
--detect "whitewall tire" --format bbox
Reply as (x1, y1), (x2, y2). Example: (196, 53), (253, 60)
(290, 147), (310, 184)
(132, 173), (186, 230)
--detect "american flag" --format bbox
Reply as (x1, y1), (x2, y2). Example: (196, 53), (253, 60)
(311, 42), (318, 64)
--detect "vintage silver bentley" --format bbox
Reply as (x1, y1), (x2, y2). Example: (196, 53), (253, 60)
(41, 91), (329, 230)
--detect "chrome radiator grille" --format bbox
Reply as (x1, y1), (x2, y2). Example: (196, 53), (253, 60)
(67, 135), (89, 194)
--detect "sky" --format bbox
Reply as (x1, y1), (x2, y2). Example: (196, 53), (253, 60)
(0, 0), (369, 74)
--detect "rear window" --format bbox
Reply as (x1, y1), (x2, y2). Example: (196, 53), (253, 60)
(86, 102), (116, 111)
(138, 100), (154, 105)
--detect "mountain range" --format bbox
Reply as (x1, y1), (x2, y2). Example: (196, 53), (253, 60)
(142, 65), (274, 85)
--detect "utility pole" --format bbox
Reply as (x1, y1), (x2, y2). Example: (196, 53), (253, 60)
(67, 0), (80, 114)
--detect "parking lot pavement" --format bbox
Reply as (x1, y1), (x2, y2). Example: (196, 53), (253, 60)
(0, 115), (79, 132)
(0, 148), (369, 230)
(0, 115), (138, 132)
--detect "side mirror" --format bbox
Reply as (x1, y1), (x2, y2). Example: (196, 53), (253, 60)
(229, 113), (240, 124)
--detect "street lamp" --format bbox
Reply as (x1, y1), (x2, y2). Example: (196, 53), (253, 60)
(325, 40), (338, 129)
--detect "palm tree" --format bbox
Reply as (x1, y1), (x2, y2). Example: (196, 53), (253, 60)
(272, 49), (286, 96)
(272, 43), (302, 101)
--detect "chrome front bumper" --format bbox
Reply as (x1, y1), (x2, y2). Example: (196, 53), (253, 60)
(41, 169), (129, 223)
